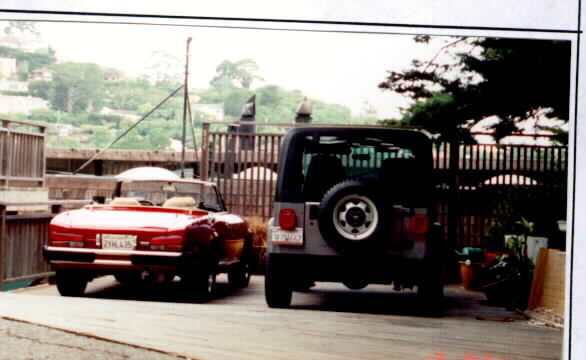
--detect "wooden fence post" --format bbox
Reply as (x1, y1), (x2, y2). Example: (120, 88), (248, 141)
(0, 204), (6, 288)
(200, 123), (210, 181)
(2, 120), (10, 187)
(41, 125), (47, 187)
(447, 139), (461, 281)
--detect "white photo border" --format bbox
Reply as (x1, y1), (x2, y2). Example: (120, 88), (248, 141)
(0, 2), (583, 359)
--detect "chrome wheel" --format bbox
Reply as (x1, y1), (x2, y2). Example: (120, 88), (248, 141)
(332, 194), (379, 241)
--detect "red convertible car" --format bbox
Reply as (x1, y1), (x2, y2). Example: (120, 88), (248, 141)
(43, 177), (252, 302)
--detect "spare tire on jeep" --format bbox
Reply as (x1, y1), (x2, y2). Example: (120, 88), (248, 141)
(318, 179), (389, 253)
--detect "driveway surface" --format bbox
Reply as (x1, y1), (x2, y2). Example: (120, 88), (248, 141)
(0, 276), (562, 360)
(0, 317), (185, 360)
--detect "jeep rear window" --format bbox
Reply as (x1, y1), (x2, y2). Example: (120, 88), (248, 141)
(302, 136), (416, 180)
(277, 130), (432, 205)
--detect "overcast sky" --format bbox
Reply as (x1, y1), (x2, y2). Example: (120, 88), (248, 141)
(0, 1), (577, 118)
(4, 14), (456, 118)
(17, 20), (452, 119)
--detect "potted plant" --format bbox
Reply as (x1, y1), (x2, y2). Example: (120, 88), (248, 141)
(456, 247), (485, 290)
(481, 217), (535, 309)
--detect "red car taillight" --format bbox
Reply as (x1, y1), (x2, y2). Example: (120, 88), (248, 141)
(279, 208), (297, 230)
(148, 235), (184, 251)
(50, 231), (84, 247)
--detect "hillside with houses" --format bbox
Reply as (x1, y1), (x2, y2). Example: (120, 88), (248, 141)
(0, 21), (569, 150)
(0, 23), (379, 151)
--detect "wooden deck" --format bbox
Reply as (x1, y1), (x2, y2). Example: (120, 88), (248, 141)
(1, 276), (562, 360)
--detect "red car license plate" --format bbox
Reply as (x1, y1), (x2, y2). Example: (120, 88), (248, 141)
(101, 234), (137, 249)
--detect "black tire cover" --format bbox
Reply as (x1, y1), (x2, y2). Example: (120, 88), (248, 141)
(318, 179), (388, 253)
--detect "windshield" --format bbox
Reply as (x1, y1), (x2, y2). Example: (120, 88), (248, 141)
(119, 180), (225, 212)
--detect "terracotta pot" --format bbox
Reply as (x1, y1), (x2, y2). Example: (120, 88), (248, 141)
(460, 261), (483, 290)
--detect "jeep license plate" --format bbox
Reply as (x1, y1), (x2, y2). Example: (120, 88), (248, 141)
(271, 227), (303, 246)
(101, 234), (137, 249)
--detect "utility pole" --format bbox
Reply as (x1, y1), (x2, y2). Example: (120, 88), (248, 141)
(181, 37), (192, 179)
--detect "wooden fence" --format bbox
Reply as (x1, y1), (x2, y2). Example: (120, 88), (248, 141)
(199, 123), (568, 251)
(42, 122), (568, 252)
(205, 130), (282, 219)
(0, 119), (46, 187)
(0, 201), (90, 288)
(432, 141), (568, 250)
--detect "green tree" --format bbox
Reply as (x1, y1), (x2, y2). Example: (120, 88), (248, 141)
(50, 62), (105, 113)
(378, 37), (571, 142)
(29, 108), (59, 123)
(0, 45), (57, 80)
(0, 112), (26, 122)
(89, 127), (114, 148)
(86, 113), (123, 126)
(112, 130), (147, 150)
(312, 102), (352, 124)
(223, 88), (254, 117)
(48, 136), (81, 149)
(3, 21), (40, 37)
(28, 80), (51, 99)
(147, 128), (171, 150)
(211, 59), (263, 89)
(146, 50), (182, 86)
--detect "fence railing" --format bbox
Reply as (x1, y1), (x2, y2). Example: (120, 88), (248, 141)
(198, 122), (568, 250)
(0, 200), (90, 289)
(433, 142), (567, 174)
(0, 119), (46, 187)
(432, 141), (567, 250)
(207, 131), (282, 219)
(40, 121), (567, 252)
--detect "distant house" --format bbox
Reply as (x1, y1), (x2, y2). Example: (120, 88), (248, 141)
(0, 57), (17, 79)
(0, 80), (28, 92)
(101, 107), (141, 121)
(0, 94), (48, 114)
(103, 69), (125, 82)
(78, 134), (90, 144)
(53, 123), (73, 137)
(170, 138), (191, 152)
(31, 67), (54, 82)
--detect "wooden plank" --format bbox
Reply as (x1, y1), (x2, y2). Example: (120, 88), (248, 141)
(5, 129), (12, 182)
(47, 148), (200, 162)
(527, 248), (566, 318)
(541, 249), (566, 316)
(0, 118), (46, 132)
(0, 205), (5, 285)
(528, 247), (548, 310)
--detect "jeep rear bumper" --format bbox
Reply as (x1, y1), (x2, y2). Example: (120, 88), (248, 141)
(267, 253), (427, 285)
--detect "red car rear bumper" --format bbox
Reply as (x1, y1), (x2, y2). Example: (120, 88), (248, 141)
(43, 246), (184, 271)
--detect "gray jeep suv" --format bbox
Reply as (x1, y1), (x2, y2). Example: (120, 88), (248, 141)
(264, 126), (444, 313)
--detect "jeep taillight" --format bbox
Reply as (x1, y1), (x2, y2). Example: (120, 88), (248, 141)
(279, 208), (297, 230)
(411, 214), (428, 235)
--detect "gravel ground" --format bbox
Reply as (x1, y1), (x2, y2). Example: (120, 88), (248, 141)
(0, 318), (188, 360)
